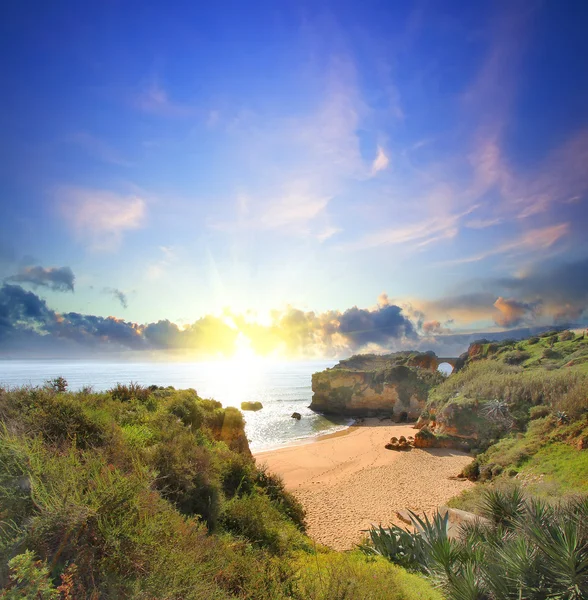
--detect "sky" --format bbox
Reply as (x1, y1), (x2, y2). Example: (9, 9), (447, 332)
(1, 0), (588, 359)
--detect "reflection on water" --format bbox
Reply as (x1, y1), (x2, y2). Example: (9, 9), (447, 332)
(0, 358), (346, 450)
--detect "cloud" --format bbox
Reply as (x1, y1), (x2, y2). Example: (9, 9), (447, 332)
(6, 266), (75, 292)
(422, 320), (451, 335)
(0, 284), (56, 340)
(134, 80), (195, 117)
(464, 218), (503, 229)
(337, 304), (416, 347)
(494, 258), (588, 323)
(103, 287), (128, 309)
(0, 285), (415, 358)
(443, 223), (569, 265)
(66, 132), (131, 166)
(493, 297), (541, 327)
(59, 187), (146, 251)
(412, 292), (498, 325)
(341, 207), (471, 252)
(371, 146), (389, 175)
(1, 279), (585, 359)
(209, 53), (378, 238)
(146, 246), (176, 281)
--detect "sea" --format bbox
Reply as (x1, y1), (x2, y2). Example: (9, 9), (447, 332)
(0, 359), (349, 452)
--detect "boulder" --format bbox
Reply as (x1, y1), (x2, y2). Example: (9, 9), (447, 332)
(241, 401), (263, 411)
(291, 412), (302, 420)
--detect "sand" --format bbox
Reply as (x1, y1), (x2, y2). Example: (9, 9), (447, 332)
(254, 420), (474, 550)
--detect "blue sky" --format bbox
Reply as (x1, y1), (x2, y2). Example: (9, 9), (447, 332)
(1, 1), (588, 358)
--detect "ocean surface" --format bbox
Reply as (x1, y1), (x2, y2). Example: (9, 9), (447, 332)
(0, 359), (347, 451)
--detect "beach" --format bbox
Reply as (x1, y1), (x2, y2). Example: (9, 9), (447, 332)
(255, 419), (474, 550)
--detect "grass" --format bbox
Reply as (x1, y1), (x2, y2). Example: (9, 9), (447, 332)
(0, 382), (439, 599)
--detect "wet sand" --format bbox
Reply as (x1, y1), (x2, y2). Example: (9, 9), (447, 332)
(255, 419), (474, 550)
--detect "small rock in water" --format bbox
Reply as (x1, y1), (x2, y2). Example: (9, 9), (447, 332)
(291, 412), (302, 420)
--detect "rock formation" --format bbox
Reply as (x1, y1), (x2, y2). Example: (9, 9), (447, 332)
(241, 401), (263, 411)
(310, 352), (446, 418)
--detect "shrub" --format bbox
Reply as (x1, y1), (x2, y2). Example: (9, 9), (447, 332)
(528, 336), (540, 345)
(109, 382), (151, 403)
(220, 493), (306, 554)
(461, 460), (480, 481)
(529, 405), (551, 420)
(256, 466), (306, 530)
(26, 394), (108, 449)
(46, 377), (68, 393)
(502, 350), (531, 365)
(295, 550), (443, 600)
(559, 330), (575, 342)
(219, 451), (256, 498)
(542, 347), (560, 359)
(0, 551), (58, 599)
(151, 428), (221, 529)
(364, 489), (588, 600)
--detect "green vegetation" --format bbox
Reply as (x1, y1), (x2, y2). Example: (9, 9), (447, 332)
(0, 381), (438, 599)
(363, 488), (588, 599)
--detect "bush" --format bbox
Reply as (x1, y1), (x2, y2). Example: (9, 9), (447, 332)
(461, 460), (480, 481)
(109, 382), (151, 403)
(256, 466), (306, 530)
(529, 405), (551, 420)
(220, 493), (306, 554)
(0, 551), (58, 599)
(151, 428), (221, 528)
(363, 489), (588, 600)
(502, 350), (531, 365)
(45, 377), (68, 393)
(542, 347), (560, 359)
(26, 394), (108, 449)
(559, 330), (575, 342)
(295, 550), (443, 600)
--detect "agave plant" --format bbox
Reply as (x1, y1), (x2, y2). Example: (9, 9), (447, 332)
(362, 488), (588, 600)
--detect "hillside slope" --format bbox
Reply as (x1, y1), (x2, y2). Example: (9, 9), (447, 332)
(0, 381), (440, 600)
(417, 330), (588, 503)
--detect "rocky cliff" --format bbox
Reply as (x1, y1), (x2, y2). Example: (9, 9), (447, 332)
(310, 352), (445, 419)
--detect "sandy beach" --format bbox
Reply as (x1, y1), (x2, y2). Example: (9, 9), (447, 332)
(254, 419), (474, 550)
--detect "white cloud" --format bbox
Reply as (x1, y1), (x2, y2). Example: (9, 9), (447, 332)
(371, 146), (389, 175)
(59, 187), (146, 251)
(442, 223), (569, 265)
(134, 80), (194, 118)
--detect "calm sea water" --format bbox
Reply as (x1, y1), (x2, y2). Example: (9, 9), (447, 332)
(0, 359), (346, 451)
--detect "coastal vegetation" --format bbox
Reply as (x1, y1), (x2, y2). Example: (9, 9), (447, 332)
(363, 488), (588, 599)
(0, 381), (439, 599)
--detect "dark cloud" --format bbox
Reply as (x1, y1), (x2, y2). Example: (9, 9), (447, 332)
(103, 287), (128, 309)
(0, 284), (56, 339)
(494, 258), (588, 322)
(337, 304), (416, 346)
(0, 278), (583, 359)
(6, 266), (75, 292)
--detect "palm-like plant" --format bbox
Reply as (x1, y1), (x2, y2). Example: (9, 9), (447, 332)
(362, 488), (588, 600)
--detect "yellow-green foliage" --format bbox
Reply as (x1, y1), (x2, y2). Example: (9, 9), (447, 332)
(294, 549), (443, 600)
(0, 383), (439, 599)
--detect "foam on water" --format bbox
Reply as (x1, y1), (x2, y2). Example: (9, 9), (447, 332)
(0, 359), (344, 451)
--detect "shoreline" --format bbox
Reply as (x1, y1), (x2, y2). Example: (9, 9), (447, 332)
(254, 418), (474, 550)
(252, 417), (358, 454)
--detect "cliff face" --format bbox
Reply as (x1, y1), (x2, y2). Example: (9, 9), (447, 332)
(310, 354), (444, 419)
